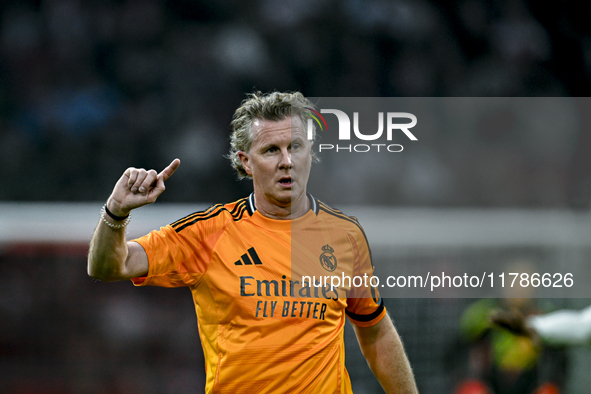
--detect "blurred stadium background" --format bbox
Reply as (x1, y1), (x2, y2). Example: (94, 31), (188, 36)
(1, 0), (591, 393)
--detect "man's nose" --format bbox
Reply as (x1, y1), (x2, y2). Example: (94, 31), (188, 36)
(279, 148), (292, 168)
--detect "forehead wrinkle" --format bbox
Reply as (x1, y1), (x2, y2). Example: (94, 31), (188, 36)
(253, 128), (291, 150)
(255, 128), (308, 148)
(252, 119), (295, 141)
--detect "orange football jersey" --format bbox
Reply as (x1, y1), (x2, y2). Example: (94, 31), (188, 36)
(132, 194), (385, 393)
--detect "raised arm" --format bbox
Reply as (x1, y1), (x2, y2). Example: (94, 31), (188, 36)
(353, 314), (419, 394)
(87, 159), (180, 282)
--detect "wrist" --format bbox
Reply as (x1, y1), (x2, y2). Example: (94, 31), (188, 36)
(101, 204), (131, 230)
(105, 205), (129, 221)
(106, 199), (130, 219)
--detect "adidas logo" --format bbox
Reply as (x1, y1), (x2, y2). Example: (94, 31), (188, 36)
(234, 247), (262, 266)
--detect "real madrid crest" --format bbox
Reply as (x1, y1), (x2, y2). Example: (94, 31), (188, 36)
(319, 244), (337, 272)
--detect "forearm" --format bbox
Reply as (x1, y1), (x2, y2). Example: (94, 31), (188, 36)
(87, 207), (131, 281)
(355, 315), (418, 394)
(88, 159), (178, 281)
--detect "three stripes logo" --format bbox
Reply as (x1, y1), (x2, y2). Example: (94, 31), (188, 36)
(234, 247), (263, 266)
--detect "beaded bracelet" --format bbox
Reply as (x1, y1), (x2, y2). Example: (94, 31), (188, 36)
(101, 204), (131, 230)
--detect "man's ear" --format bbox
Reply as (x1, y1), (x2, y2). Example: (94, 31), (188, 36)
(237, 151), (252, 175)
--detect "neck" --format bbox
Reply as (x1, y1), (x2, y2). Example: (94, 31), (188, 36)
(254, 192), (310, 220)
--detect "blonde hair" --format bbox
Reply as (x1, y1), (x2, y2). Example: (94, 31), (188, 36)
(228, 91), (318, 179)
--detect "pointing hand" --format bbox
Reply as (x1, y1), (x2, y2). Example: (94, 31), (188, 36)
(107, 159), (181, 217)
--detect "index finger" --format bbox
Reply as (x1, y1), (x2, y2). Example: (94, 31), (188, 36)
(158, 158), (181, 181)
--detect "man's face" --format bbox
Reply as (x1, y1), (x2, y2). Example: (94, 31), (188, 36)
(238, 116), (313, 209)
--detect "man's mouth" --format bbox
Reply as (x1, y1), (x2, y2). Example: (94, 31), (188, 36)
(279, 177), (293, 186)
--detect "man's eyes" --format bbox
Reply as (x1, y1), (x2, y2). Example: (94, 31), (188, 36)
(264, 143), (303, 153)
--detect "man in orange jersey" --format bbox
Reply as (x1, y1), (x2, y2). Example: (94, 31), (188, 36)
(88, 92), (418, 393)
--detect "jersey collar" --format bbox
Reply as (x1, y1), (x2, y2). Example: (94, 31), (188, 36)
(246, 193), (319, 216)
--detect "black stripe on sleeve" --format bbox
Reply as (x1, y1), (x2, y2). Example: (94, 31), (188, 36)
(345, 298), (385, 323)
(171, 198), (248, 229)
(233, 203), (247, 221)
(170, 204), (221, 228)
(173, 200), (248, 233)
(174, 206), (226, 233)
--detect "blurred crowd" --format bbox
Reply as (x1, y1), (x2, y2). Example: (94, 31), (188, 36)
(0, 245), (206, 394)
(0, 0), (590, 206)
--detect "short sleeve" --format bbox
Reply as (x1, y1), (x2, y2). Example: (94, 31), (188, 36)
(131, 224), (209, 288)
(345, 224), (386, 327)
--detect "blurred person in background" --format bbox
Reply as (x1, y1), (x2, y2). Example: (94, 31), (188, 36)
(87, 91), (418, 393)
(452, 298), (567, 394)
(448, 259), (570, 394)
(492, 304), (591, 347)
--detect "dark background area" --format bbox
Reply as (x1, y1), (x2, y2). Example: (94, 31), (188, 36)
(1, 0), (590, 207)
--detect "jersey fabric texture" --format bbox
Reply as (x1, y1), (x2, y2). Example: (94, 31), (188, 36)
(131, 194), (386, 393)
